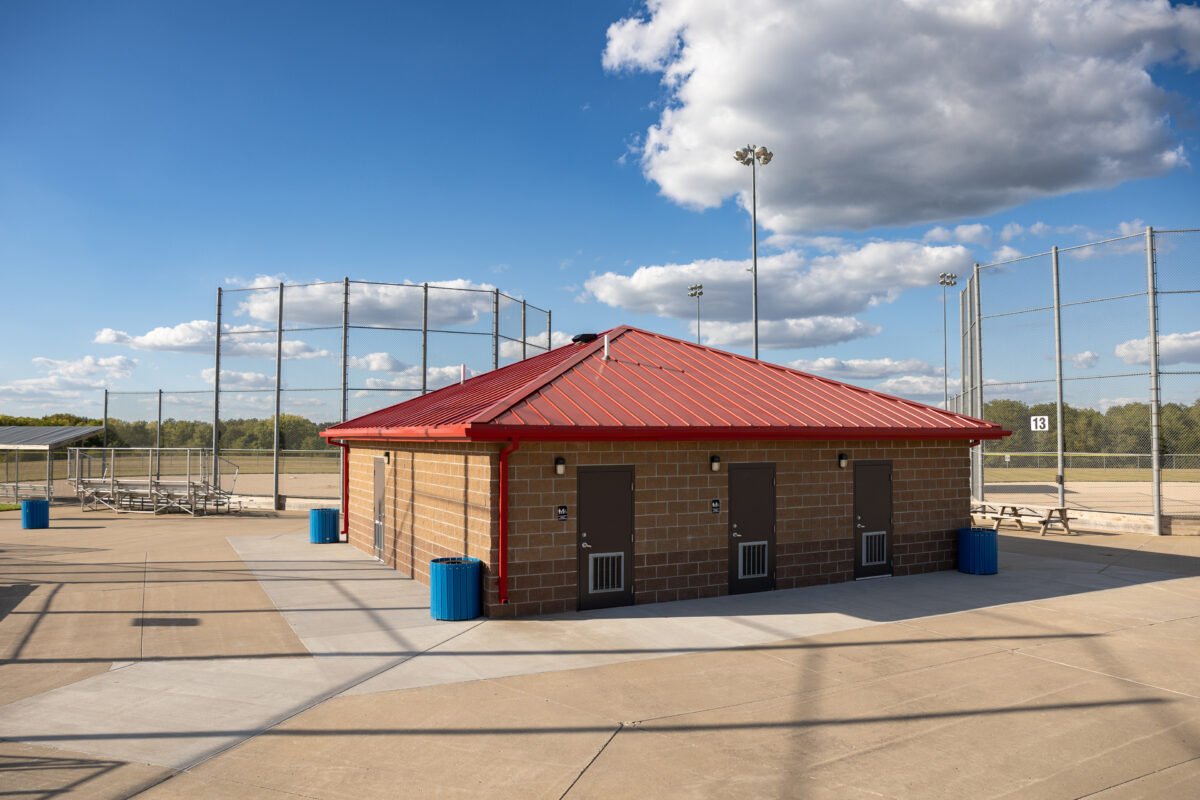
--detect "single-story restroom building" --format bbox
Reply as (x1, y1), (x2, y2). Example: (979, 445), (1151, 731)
(321, 326), (1008, 618)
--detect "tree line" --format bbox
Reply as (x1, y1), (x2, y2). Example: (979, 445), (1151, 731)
(981, 399), (1200, 455)
(5, 400), (1200, 455)
(0, 414), (338, 451)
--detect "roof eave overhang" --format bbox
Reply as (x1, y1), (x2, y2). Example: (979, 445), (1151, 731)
(320, 425), (473, 443)
(323, 424), (1009, 443)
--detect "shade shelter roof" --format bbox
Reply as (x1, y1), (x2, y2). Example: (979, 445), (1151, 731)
(322, 326), (1008, 443)
(0, 426), (105, 451)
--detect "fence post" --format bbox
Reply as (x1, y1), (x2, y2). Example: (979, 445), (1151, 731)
(212, 287), (222, 487)
(1051, 246), (1066, 508)
(156, 389), (163, 481)
(492, 288), (500, 371)
(103, 388), (109, 447)
(521, 299), (527, 360)
(421, 283), (429, 395)
(1146, 226), (1163, 535)
(341, 277), (349, 422)
(972, 263), (985, 501)
(273, 282), (284, 511)
(547, 309), (552, 353)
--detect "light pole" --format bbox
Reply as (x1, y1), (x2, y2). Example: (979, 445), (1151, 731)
(733, 144), (772, 359)
(939, 272), (958, 407)
(688, 283), (703, 343)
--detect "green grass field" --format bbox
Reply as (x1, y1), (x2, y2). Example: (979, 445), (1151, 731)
(0, 503), (19, 512)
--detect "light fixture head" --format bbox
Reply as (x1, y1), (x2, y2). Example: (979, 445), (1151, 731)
(554, 456), (566, 476)
(837, 452), (849, 469)
(710, 454), (721, 472)
(733, 149), (748, 163)
(755, 147), (772, 165)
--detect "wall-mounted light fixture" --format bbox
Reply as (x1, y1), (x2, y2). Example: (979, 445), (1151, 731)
(384, 451), (391, 465)
(710, 455), (721, 472)
(837, 452), (848, 469)
(554, 456), (566, 476)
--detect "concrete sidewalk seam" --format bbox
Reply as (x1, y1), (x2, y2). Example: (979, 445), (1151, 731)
(558, 721), (623, 800)
(1014, 649), (1200, 701)
(1074, 753), (1200, 799)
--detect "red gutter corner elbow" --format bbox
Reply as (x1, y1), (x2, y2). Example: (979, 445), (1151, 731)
(333, 440), (350, 540)
(498, 439), (520, 606)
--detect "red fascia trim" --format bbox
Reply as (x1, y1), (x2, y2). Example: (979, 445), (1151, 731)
(497, 439), (520, 606)
(332, 440), (350, 540)
(465, 425), (1010, 442)
(319, 425), (472, 442)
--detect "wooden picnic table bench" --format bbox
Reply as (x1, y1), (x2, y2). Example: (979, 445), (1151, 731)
(978, 503), (1074, 536)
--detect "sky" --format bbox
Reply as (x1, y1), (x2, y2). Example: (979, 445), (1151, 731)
(1, 0), (1198, 425)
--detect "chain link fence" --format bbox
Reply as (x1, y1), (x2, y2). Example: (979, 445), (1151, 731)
(95, 279), (552, 508)
(957, 227), (1200, 529)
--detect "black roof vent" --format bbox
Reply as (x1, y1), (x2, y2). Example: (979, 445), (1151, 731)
(572, 333), (599, 344)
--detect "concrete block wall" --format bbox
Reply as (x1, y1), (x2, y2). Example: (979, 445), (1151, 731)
(501, 439), (972, 617)
(346, 441), (497, 589)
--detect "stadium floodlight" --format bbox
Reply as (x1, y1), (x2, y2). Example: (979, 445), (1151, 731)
(733, 143), (773, 358)
(688, 283), (704, 344)
(939, 272), (958, 407)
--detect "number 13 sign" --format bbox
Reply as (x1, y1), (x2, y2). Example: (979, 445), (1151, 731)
(1030, 416), (1050, 431)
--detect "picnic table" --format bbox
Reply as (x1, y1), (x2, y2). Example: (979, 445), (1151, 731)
(974, 503), (1074, 536)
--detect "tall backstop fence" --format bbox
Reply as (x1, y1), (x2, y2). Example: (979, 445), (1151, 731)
(96, 279), (552, 511)
(957, 226), (1200, 533)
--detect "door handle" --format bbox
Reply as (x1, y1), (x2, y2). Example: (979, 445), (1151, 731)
(581, 541), (592, 548)
(731, 531), (742, 538)
(856, 523), (866, 529)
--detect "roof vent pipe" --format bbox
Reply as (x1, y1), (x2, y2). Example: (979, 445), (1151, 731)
(460, 364), (465, 384)
(603, 334), (609, 360)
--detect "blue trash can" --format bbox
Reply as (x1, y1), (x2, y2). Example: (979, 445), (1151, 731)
(309, 508), (340, 544)
(958, 527), (998, 574)
(430, 557), (482, 620)
(21, 499), (50, 530)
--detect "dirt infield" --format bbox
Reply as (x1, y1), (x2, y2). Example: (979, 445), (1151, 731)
(985, 480), (1200, 515)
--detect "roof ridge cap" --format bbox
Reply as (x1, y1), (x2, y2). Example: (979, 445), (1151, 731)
(466, 325), (633, 429)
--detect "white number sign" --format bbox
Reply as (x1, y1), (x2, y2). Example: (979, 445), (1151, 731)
(1030, 415), (1050, 431)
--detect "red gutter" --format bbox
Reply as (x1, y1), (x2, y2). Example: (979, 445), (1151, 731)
(497, 439), (520, 605)
(333, 440), (350, 540)
(465, 425), (1011, 442)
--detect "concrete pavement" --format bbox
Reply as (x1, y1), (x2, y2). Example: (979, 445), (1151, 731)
(2, 507), (1200, 797)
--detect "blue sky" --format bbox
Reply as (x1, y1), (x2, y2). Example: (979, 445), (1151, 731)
(1, 0), (1198, 424)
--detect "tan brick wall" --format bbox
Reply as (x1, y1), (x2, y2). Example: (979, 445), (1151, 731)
(349, 438), (971, 619)
(346, 441), (497, 591)
(502, 439), (971, 617)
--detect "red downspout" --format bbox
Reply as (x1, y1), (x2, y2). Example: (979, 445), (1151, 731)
(334, 440), (350, 541)
(498, 439), (520, 605)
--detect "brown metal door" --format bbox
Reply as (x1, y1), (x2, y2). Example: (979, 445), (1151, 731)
(728, 463), (775, 594)
(577, 466), (634, 611)
(853, 461), (892, 579)
(373, 457), (386, 559)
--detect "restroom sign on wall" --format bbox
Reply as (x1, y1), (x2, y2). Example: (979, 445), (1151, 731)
(1030, 415), (1050, 431)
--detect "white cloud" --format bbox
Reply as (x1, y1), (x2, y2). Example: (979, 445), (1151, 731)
(95, 320), (331, 360)
(30, 355), (137, 381)
(585, 241), (973, 325)
(926, 224), (991, 245)
(0, 354), (141, 414)
(499, 331), (573, 358)
(348, 352), (408, 372)
(200, 368), (275, 389)
(990, 245), (1023, 262)
(789, 357), (940, 380)
(871, 375), (946, 399)
(1070, 350), (1100, 369)
(230, 277), (497, 327)
(364, 365), (468, 391)
(699, 317), (880, 350)
(1117, 218), (1147, 236)
(604, 0), (1199, 231)
(1116, 331), (1200, 366)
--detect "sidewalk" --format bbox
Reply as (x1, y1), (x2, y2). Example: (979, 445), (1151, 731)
(2, 509), (1199, 798)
